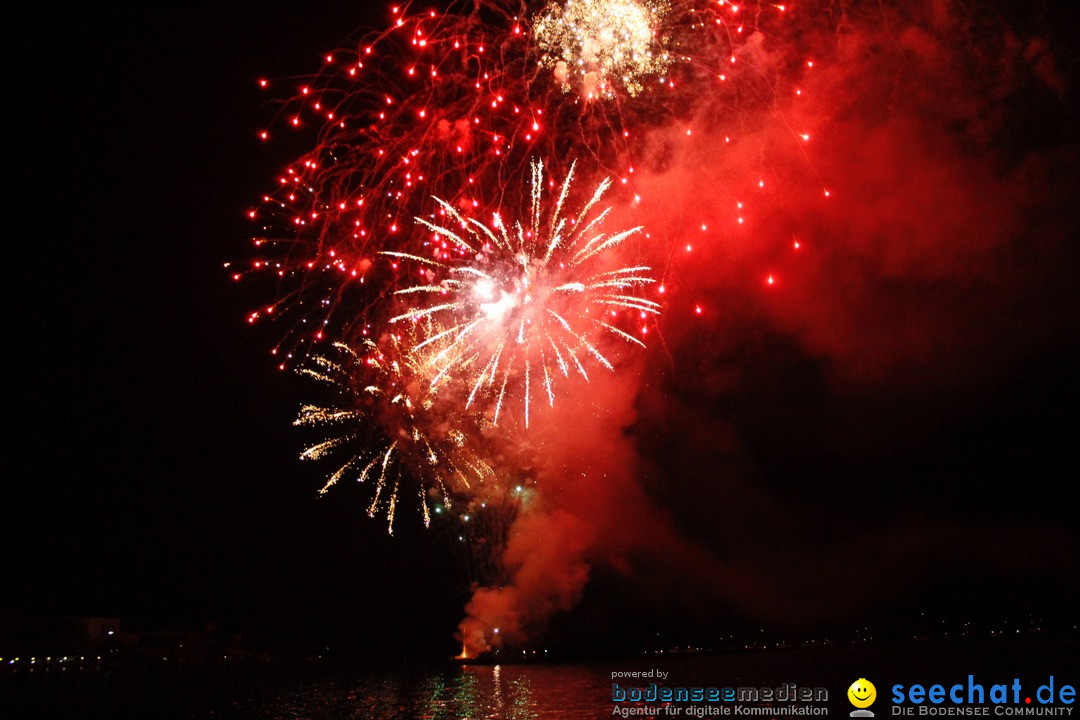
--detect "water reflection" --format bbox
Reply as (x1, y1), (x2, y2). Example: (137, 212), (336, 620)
(257, 663), (600, 719)
(417, 665), (541, 719)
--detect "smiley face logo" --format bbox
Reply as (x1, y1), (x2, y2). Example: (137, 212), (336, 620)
(848, 679), (877, 709)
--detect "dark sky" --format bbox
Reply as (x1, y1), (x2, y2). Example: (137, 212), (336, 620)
(6, 2), (474, 650)
(4, 1), (1079, 657)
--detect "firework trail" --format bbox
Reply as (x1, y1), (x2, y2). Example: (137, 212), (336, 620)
(294, 327), (495, 534)
(390, 159), (659, 426)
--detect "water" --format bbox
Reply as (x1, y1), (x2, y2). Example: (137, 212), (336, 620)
(254, 663), (606, 719)
(3, 638), (1077, 719)
(1, 661), (611, 719)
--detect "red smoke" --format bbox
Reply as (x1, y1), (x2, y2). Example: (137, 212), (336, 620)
(458, 0), (1078, 653)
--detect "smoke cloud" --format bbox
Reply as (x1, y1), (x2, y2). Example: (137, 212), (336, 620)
(459, 0), (1078, 653)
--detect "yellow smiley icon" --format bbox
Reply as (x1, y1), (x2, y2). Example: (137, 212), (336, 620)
(848, 679), (877, 708)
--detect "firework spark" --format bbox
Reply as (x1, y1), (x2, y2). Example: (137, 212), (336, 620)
(295, 331), (494, 534)
(389, 159), (660, 427)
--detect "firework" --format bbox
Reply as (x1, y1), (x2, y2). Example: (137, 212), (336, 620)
(244, 1), (818, 542)
(389, 159), (660, 427)
(533, 0), (671, 99)
(294, 328), (495, 534)
(241, 1), (797, 364)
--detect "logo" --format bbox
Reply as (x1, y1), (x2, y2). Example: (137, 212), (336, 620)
(849, 678), (878, 717)
(890, 675), (1077, 715)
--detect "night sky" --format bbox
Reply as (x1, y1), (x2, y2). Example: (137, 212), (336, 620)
(5, 1), (1079, 659)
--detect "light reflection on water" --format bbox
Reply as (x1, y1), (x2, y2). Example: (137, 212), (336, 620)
(251, 663), (607, 720)
(7, 641), (1058, 718)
